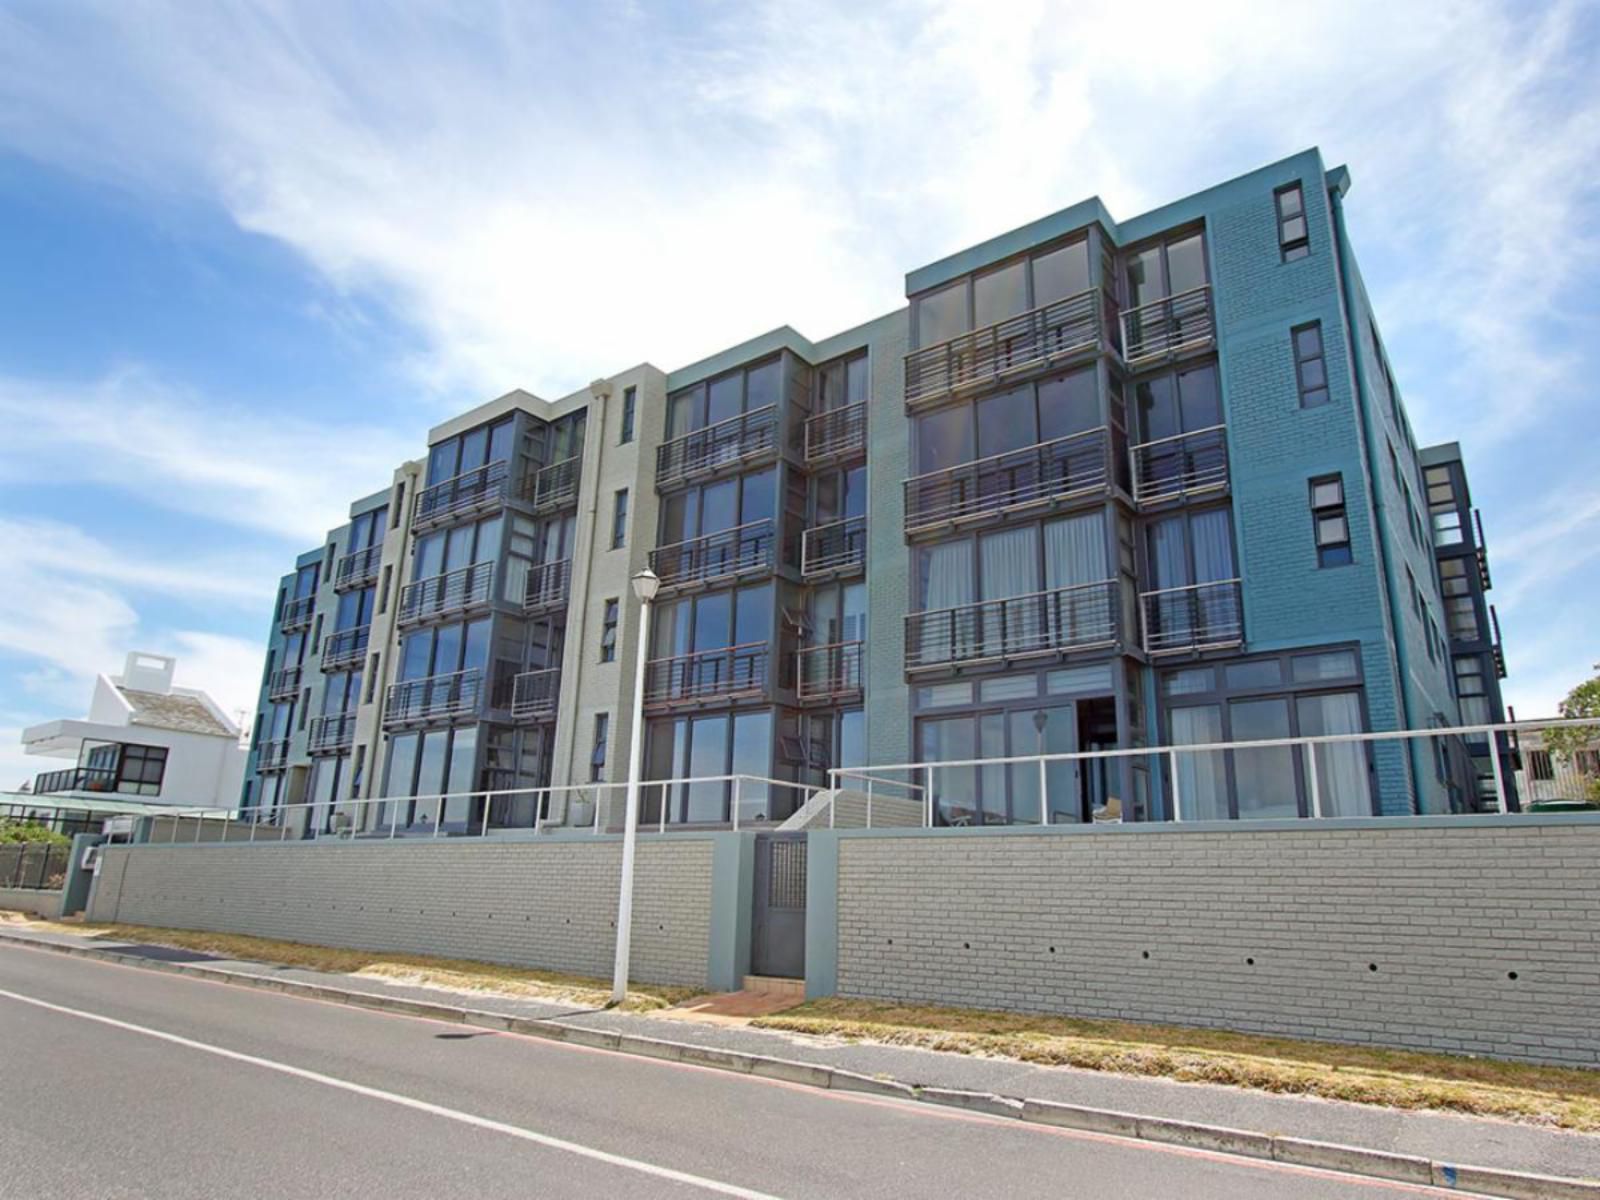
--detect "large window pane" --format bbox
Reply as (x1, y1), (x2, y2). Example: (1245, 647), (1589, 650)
(838, 710), (865, 769)
(1037, 368), (1099, 441)
(1230, 698), (1299, 819)
(974, 261), (1027, 327)
(686, 717), (729, 822)
(1170, 705), (1226, 821)
(707, 373), (742, 425)
(700, 478), (738, 533)
(444, 726), (478, 826)
(731, 711), (772, 819)
(740, 469), (776, 524)
(1296, 692), (1371, 816)
(1166, 233), (1207, 295)
(1177, 364), (1221, 430)
(734, 584), (772, 646)
(915, 281), (969, 348)
(977, 386), (1037, 457)
(920, 716), (977, 825)
(1031, 241), (1089, 306)
(1125, 246), (1163, 309)
(916, 405), (973, 473)
(745, 359), (781, 410)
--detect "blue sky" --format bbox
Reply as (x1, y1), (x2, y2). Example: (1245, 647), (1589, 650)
(0, 0), (1597, 788)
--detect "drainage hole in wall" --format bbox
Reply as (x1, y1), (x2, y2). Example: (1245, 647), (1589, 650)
(963, 942), (970, 950)
(1507, 971), (1519, 981)
(1048, 946), (1056, 953)
(1245, 957), (1254, 966)
(1141, 951), (1150, 960)
(886, 938), (893, 945)
(1368, 963), (1378, 972)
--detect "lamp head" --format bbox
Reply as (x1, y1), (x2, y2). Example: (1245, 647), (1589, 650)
(631, 568), (660, 603)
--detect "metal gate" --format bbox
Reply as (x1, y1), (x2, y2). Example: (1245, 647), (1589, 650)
(751, 833), (807, 979)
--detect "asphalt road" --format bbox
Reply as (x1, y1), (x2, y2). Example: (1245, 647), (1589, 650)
(0, 943), (1470, 1199)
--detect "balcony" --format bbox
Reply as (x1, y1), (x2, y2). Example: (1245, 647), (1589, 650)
(1490, 604), (1507, 679)
(32, 766), (118, 795)
(280, 595), (315, 633)
(509, 667), (561, 721)
(1130, 425), (1229, 506)
(905, 579), (1120, 673)
(398, 561), (495, 626)
(265, 665), (302, 702)
(1140, 579), (1244, 656)
(413, 459), (510, 531)
(383, 668), (484, 728)
(1473, 509), (1492, 589)
(322, 625), (370, 671)
(904, 288), (1111, 410)
(904, 427), (1110, 537)
(1120, 285), (1215, 368)
(644, 643), (769, 708)
(523, 455), (580, 514)
(334, 544), (383, 591)
(523, 559), (572, 615)
(307, 712), (357, 755)
(801, 516), (866, 581)
(649, 519), (775, 593)
(797, 641), (864, 703)
(805, 401), (867, 464)
(655, 405), (779, 489)
(257, 738), (291, 771)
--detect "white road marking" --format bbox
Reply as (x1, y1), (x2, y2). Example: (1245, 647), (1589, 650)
(0, 985), (783, 1200)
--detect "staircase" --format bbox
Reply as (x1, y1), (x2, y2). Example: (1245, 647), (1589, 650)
(777, 789), (924, 831)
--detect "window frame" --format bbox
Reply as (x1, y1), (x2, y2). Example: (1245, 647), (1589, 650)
(1275, 182), (1310, 262)
(1308, 474), (1352, 568)
(600, 598), (620, 663)
(611, 488), (629, 550)
(1291, 321), (1330, 408)
(619, 386), (636, 445)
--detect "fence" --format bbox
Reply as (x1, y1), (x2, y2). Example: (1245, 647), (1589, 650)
(0, 843), (71, 890)
(829, 717), (1598, 828)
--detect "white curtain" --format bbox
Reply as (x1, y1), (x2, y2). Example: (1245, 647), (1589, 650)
(981, 527), (1039, 654)
(1170, 705), (1227, 821)
(920, 540), (975, 663)
(1045, 512), (1108, 645)
(1298, 692), (1370, 816)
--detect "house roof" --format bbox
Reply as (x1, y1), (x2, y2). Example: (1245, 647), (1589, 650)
(119, 688), (235, 738)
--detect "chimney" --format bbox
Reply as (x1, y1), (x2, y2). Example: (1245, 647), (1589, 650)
(122, 651), (177, 695)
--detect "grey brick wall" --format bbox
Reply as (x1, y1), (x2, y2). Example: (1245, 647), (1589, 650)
(88, 835), (716, 987)
(828, 819), (1600, 1065)
(0, 886), (62, 918)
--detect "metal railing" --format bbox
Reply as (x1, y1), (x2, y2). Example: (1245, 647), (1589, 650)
(905, 579), (1119, 672)
(398, 561), (495, 625)
(649, 519), (774, 591)
(524, 455), (580, 512)
(1140, 579), (1244, 655)
(904, 427), (1109, 535)
(334, 544), (383, 591)
(222, 774), (819, 842)
(265, 664), (302, 701)
(830, 718), (1597, 828)
(256, 738), (291, 770)
(1473, 508), (1492, 589)
(523, 558), (572, 614)
(1120, 284), (1215, 366)
(31, 766), (119, 795)
(510, 667), (561, 721)
(307, 712), (358, 755)
(321, 625), (370, 671)
(0, 843), (71, 890)
(801, 515), (866, 579)
(279, 595), (316, 632)
(1490, 604), (1507, 679)
(797, 640), (864, 702)
(904, 288), (1109, 408)
(414, 459), (509, 528)
(1130, 424), (1229, 505)
(655, 405), (779, 487)
(384, 668), (484, 727)
(805, 401), (867, 462)
(644, 642), (769, 706)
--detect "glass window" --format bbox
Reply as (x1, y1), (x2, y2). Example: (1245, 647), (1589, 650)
(977, 386), (1037, 457)
(731, 711), (772, 817)
(1309, 474), (1352, 567)
(707, 373), (742, 425)
(693, 591), (731, 651)
(1031, 240), (1089, 306)
(1177, 364), (1222, 429)
(1293, 322), (1330, 407)
(590, 713), (610, 783)
(1162, 668), (1213, 696)
(1037, 367), (1099, 441)
(916, 405), (973, 472)
(919, 715), (978, 825)
(426, 439), (458, 486)
(1170, 704), (1227, 820)
(973, 260), (1027, 327)
(1165, 233), (1206, 295)
(745, 359), (781, 411)
(914, 280), (968, 348)
(1292, 650), (1358, 681)
(416, 731), (449, 809)
(838, 710), (865, 769)
(1225, 659), (1283, 689)
(488, 417), (515, 466)
(1296, 692), (1370, 816)
(686, 716), (730, 821)
(667, 385), (702, 440)
(1229, 698), (1299, 818)
(1125, 246), (1163, 309)
(445, 726), (478, 824)
(383, 733), (419, 800)
(611, 489), (629, 549)
(459, 426), (489, 473)
(1276, 183), (1310, 261)
(619, 386), (636, 444)
(740, 469), (776, 525)
(601, 598), (619, 663)
(734, 583), (772, 646)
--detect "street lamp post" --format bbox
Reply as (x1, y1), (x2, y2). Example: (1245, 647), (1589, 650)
(611, 567), (659, 1005)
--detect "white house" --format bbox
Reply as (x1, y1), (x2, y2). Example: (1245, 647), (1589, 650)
(19, 652), (247, 810)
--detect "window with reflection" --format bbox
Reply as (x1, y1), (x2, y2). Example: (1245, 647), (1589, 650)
(666, 357), (783, 438)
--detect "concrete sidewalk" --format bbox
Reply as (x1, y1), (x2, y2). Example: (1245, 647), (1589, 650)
(3, 921), (1597, 1196)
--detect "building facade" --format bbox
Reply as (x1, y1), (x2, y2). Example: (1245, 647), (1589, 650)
(241, 148), (1509, 832)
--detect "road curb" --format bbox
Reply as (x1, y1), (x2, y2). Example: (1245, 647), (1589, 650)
(4, 928), (1598, 1198)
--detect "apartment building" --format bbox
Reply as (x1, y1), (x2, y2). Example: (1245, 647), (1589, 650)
(241, 147), (1506, 832)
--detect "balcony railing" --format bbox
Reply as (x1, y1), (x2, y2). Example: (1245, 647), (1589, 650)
(414, 459), (510, 529)
(398, 561), (495, 625)
(280, 595), (316, 632)
(797, 641), (864, 702)
(321, 625), (370, 671)
(904, 427), (1109, 536)
(905, 579), (1120, 672)
(1140, 579), (1244, 656)
(266, 665), (302, 702)
(384, 668), (484, 727)
(1473, 509), (1492, 589)
(334, 544), (383, 591)
(1120, 285), (1216, 367)
(649, 519), (775, 591)
(1490, 604), (1507, 679)
(1130, 424), (1229, 505)
(307, 712), (357, 755)
(904, 288), (1109, 409)
(32, 766), (119, 795)
(805, 401), (867, 463)
(523, 559), (572, 614)
(524, 455), (580, 513)
(801, 516), (866, 580)
(656, 405), (779, 488)
(510, 667), (561, 721)
(257, 738), (291, 771)
(644, 643), (769, 707)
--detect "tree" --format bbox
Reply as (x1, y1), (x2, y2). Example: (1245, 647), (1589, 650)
(1544, 675), (1600, 801)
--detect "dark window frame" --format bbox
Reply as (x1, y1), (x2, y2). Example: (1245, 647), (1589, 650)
(600, 598), (620, 663)
(1275, 182), (1310, 262)
(590, 712), (610, 783)
(1291, 321), (1330, 408)
(1309, 474), (1352, 568)
(619, 386), (636, 445)
(611, 488), (629, 550)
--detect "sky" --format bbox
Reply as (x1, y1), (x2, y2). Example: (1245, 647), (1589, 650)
(0, 0), (1597, 790)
